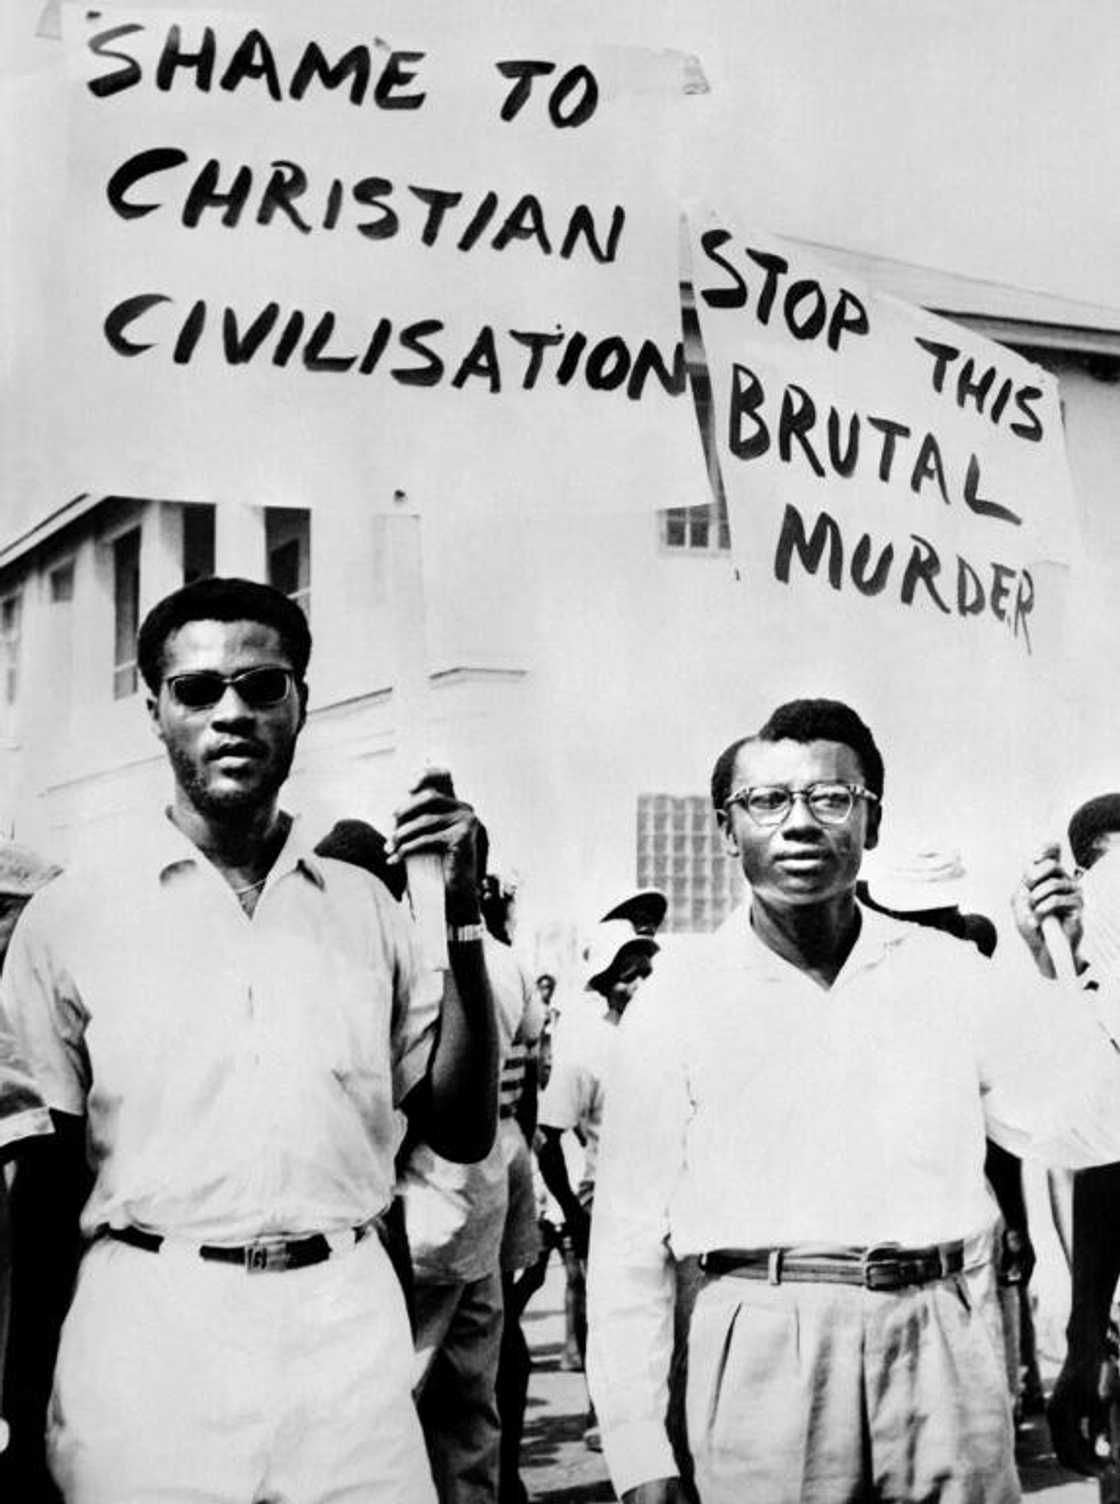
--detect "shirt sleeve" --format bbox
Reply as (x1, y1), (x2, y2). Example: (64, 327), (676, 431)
(586, 973), (689, 1498)
(485, 939), (526, 1055)
(382, 887), (442, 1107)
(537, 1028), (586, 1133)
(0, 995), (53, 1154)
(972, 943), (1120, 1166)
(0, 888), (89, 1120)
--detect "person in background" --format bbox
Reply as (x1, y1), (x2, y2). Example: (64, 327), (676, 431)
(548, 890), (668, 1382)
(862, 846), (1042, 1422)
(2, 576), (497, 1504)
(0, 841), (59, 1492)
(600, 888), (668, 939)
(535, 973), (556, 1018)
(538, 920), (658, 1451)
(589, 696), (1120, 1504)
(1040, 793), (1120, 1476)
(401, 829), (524, 1504)
(480, 871), (547, 1504)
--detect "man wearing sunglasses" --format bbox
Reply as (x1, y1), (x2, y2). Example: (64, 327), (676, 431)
(587, 696), (1120, 1504)
(0, 575), (497, 1504)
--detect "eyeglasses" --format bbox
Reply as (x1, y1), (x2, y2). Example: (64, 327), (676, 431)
(725, 781), (880, 828)
(163, 667), (295, 711)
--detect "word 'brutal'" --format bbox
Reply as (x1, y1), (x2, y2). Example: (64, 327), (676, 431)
(729, 364), (1024, 528)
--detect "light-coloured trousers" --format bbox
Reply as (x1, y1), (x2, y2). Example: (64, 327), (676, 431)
(49, 1233), (436, 1504)
(684, 1263), (1018, 1504)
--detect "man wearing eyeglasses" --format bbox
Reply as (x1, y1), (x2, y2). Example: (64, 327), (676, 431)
(587, 696), (1120, 1504)
(0, 575), (497, 1504)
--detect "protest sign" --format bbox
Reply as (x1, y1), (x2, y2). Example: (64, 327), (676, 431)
(687, 214), (1078, 657)
(58, 2), (707, 513)
(682, 212), (1084, 894)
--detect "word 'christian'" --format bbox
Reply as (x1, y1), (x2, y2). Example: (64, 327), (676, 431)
(107, 151), (624, 262)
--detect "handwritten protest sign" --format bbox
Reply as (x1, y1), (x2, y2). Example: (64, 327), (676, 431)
(687, 214), (1078, 657)
(58, 2), (707, 513)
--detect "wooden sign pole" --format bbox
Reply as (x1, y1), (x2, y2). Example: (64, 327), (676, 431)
(386, 492), (449, 970)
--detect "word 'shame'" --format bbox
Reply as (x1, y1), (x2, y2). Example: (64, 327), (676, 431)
(88, 22), (602, 128)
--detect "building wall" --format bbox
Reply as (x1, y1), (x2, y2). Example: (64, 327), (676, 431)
(1, 348), (1118, 958)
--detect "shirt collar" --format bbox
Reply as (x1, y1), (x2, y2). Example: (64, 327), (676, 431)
(719, 897), (910, 985)
(146, 809), (326, 890)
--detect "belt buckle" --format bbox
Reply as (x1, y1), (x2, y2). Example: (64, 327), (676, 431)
(861, 1242), (901, 1292)
(244, 1238), (290, 1274)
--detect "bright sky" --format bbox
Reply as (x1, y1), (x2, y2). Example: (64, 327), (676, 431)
(599, 0), (1120, 312)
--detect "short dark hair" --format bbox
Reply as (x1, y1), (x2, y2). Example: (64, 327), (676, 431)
(137, 576), (312, 694)
(1068, 793), (1120, 870)
(710, 698), (884, 810)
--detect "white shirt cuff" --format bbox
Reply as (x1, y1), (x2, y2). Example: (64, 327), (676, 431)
(0, 1104), (54, 1155)
(601, 1418), (679, 1500)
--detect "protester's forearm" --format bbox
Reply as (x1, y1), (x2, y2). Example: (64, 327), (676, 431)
(418, 938), (498, 1162)
(1068, 1162), (1120, 1352)
(6, 1119), (88, 1473)
(516, 1062), (539, 1144)
(538, 1132), (582, 1222)
(984, 1139), (1028, 1230)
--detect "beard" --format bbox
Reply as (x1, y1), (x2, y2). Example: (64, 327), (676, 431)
(165, 737), (297, 826)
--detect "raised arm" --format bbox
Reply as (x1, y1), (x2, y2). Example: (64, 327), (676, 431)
(388, 771), (498, 1163)
(971, 856), (1120, 1166)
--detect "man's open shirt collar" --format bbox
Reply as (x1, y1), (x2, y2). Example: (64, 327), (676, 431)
(146, 809), (326, 892)
(723, 897), (910, 988)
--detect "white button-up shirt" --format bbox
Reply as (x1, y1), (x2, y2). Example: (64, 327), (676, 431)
(538, 1001), (617, 1194)
(1, 813), (440, 1244)
(587, 903), (1120, 1497)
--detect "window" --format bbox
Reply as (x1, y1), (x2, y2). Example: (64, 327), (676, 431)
(662, 497), (731, 552)
(659, 299), (732, 553)
(182, 504), (215, 584)
(266, 509), (310, 622)
(636, 793), (744, 932)
(0, 592), (21, 706)
(50, 563), (74, 603)
(113, 529), (141, 699)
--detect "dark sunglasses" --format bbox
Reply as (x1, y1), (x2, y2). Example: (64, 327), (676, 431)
(163, 667), (295, 711)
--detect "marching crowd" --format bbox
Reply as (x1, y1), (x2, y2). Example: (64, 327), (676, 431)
(0, 573), (1119, 1503)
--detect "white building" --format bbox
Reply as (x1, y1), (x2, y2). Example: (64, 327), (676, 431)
(2, 255), (1119, 963)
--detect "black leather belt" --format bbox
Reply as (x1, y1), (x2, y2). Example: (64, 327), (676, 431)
(103, 1222), (372, 1274)
(698, 1240), (965, 1293)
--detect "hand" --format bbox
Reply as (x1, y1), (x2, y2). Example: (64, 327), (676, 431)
(1047, 1354), (1109, 1475)
(1012, 844), (1083, 977)
(998, 1225), (1036, 1287)
(622, 1479), (683, 1504)
(385, 769), (482, 918)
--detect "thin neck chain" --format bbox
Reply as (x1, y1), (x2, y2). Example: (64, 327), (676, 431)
(232, 876), (267, 897)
